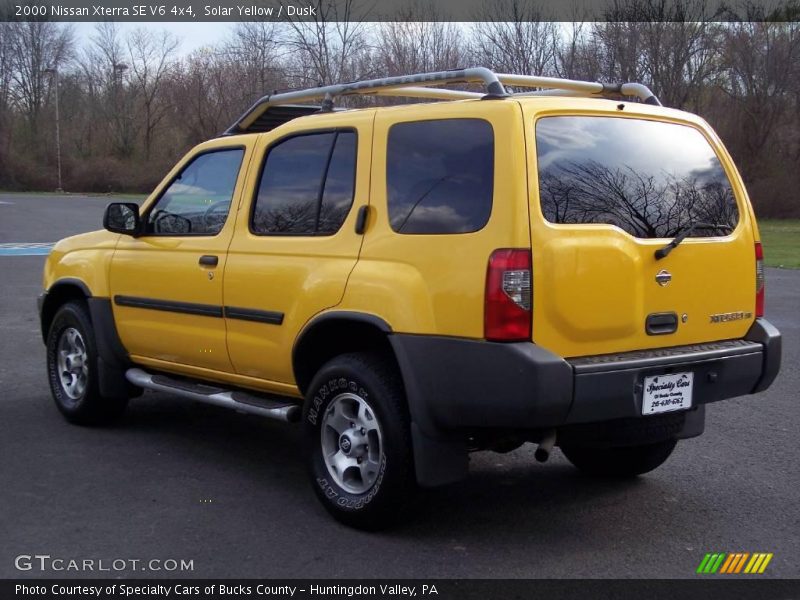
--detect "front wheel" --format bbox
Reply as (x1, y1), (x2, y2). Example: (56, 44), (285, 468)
(46, 301), (128, 425)
(561, 439), (678, 477)
(303, 353), (416, 530)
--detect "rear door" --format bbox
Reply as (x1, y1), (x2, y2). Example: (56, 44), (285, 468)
(222, 110), (372, 390)
(525, 108), (756, 358)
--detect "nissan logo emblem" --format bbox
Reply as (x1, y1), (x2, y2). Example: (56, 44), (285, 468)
(655, 270), (672, 286)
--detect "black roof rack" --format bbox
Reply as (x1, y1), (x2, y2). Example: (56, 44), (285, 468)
(238, 105), (327, 134)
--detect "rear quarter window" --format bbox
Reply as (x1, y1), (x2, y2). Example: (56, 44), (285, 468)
(535, 116), (739, 238)
(386, 118), (494, 234)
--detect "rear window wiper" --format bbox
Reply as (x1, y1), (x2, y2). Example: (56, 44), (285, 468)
(654, 222), (734, 260)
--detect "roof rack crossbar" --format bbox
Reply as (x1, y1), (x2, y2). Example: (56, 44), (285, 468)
(496, 74), (661, 106)
(372, 87), (483, 100)
(224, 67), (661, 135)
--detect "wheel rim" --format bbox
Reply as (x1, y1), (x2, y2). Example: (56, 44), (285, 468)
(56, 327), (89, 403)
(321, 392), (384, 495)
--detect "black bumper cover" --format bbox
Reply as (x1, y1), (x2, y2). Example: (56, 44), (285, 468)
(391, 318), (780, 485)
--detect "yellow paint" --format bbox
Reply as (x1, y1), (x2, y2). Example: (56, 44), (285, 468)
(521, 99), (757, 358)
(338, 100), (530, 338)
(111, 135), (258, 373)
(45, 230), (119, 297)
(42, 96), (762, 392)
(224, 110), (374, 383)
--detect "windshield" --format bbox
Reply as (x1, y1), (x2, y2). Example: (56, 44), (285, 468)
(535, 116), (739, 239)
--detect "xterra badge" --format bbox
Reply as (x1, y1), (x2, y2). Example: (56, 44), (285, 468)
(709, 311), (752, 323)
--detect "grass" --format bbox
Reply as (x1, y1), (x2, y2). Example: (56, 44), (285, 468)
(760, 219), (800, 269)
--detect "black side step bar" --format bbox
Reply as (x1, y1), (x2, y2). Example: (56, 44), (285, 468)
(125, 368), (300, 423)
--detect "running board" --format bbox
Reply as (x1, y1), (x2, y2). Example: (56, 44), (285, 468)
(125, 368), (300, 423)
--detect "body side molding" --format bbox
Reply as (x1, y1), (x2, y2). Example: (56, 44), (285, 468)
(223, 306), (284, 325)
(114, 295), (223, 317)
(113, 295), (286, 325)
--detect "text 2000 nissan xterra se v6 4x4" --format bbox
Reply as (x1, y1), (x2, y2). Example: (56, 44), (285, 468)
(39, 68), (781, 528)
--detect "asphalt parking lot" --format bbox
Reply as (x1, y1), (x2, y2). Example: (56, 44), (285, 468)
(1, 193), (798, 579)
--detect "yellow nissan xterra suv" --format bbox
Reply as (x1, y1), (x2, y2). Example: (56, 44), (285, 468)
(39, 68), (782, 529)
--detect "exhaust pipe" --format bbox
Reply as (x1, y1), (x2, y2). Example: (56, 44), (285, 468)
(535, 429), (557, 463)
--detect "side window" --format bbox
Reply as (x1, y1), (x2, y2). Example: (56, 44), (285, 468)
(319, 132), (357, 235)
(145, 148), (244, 236)
(386, 119), (494, 234)
(251, 131), (357, 236)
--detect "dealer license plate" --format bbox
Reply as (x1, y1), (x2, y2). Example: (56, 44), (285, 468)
(642, 372), (694, 415)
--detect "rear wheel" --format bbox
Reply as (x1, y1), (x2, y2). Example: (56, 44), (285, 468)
(561, 439), (678, 477)
(46, 301), (128, 425)
(304, 352), (416, 530)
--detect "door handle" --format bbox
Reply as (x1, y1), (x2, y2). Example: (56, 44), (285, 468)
(645, 312), (678, 335)
(199, 255), (219, 267)
(355, 205), (370, 235)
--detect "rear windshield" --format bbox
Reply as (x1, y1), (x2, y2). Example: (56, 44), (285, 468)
(535, 116), (739, 238)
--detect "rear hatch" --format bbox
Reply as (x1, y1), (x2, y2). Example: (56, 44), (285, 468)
(525, 108), (757, 358)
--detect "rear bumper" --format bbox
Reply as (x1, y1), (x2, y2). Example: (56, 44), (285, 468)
(391, 318), (781, 437)
(566, 337), (768, 425)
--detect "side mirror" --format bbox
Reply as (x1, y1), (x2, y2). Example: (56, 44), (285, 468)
(103, 202), (140, 236)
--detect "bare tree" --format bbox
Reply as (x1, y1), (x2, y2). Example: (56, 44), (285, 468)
(283, 0), (374, 88)
(714, 21), (800, 185)
(0, 23), (13, 156)
(82, 23), (136, 158)
(223, 22), (287, 103)
(6, 22), (72, 133)
(555, 21), (590, 80)
(376, 2), (464, 76)
(470, 0), (560, 76)
(595, 0), (722, 109)
(569, 3), (721, 110)
(0, 23), (11, 112)
(171, 49), (238, 144)
(127, 28), (179, 160)
(0, 8), (798, 218)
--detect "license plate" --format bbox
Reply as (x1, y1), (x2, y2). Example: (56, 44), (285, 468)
(642, 372), (693, 415)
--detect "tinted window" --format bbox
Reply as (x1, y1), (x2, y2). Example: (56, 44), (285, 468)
(146, 148), (244, 235)
(252, 131), (356, 235)
(536, 117), (738, 238)
(387, 119), (494, 234)
(319, 132), (357, 235)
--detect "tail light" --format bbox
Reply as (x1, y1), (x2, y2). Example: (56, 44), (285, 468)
(755, 241), (765, 317)
(485, 249), (532, 342)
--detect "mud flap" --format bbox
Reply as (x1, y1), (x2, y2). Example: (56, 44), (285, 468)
(411, 422), (468, 487)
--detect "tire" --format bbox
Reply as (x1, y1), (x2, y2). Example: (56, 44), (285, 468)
(303, 352), (416, 530)
(46, 301), (128, 425)
(561, 439), (678, 477)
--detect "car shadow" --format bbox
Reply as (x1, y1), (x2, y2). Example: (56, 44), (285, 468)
(118, 391), (696, 545)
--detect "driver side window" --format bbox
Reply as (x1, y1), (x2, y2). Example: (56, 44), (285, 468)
(145, 148), (245, 236)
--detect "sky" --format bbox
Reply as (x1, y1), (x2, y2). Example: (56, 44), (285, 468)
(72, 22), (235, 55)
